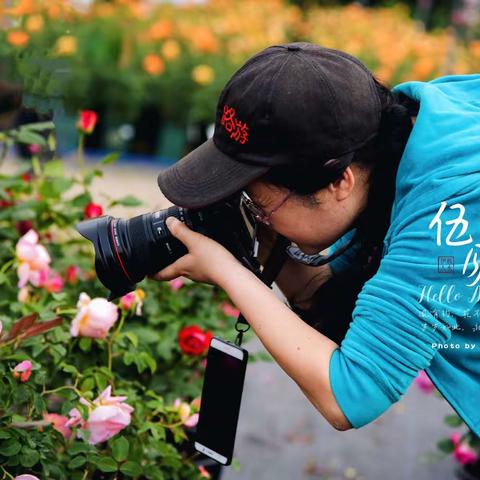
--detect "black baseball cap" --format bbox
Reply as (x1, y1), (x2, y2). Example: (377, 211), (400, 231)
(157, 41), (382, 209)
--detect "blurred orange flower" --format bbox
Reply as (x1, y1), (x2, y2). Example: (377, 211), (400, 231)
(54, 35), (78, 56)
(162, 40), (181, 60)
(7, 31), (30, 48)
(192, 65), (215, 85)
(148, 20), (174, 41)
(25, 15), (44, 33)
(5, 0), (36, 16)
(143, 54), (165, 75)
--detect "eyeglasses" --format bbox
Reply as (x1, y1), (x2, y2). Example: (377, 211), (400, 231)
(240, 190), (292, 226)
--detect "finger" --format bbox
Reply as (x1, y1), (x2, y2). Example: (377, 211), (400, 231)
(165, 217), (201, 249)
(152, 256), (189, 282)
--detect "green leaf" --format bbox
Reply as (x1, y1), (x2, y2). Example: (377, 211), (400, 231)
(124, 331), (138, 347)
(1, 440), (22, 456)
(68, 455), (87, 469)
(111, 436), (129, 462)
(0, 430), (12, 439)
(120, 461), (142, 477)
(21, 121), (55, 132)
(68, 442), (90, 455)
(43, 159), (64, 177)
(16, 129), (46, 146)
(61, 363), (81, 377)
(444, 414), (463, 427)
(101, 152), (120, 165)
(20, 447), (40, 467)
(436, 438), (455, 453)
(79, 338), (92, 352)
(110, 195), (143, 207)
(96, 456), (118, 472)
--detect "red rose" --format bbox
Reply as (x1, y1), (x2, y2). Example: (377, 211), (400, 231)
(84, 202), (103, 219)
(178, 325), (213, 356)
(77, 110), (98, 135)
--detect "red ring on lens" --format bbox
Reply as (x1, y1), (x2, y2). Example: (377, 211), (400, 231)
(110, 219), (135, 284)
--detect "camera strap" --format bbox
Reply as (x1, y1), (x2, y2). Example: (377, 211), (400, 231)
(234, 234), (291, 347)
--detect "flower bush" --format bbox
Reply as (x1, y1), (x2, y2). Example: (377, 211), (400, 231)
(0, 115), (258, 479)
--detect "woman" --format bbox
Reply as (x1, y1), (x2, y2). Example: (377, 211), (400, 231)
(154, 42), (480, 435)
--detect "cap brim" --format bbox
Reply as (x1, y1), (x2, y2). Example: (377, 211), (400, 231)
(157, 137), (270, 209)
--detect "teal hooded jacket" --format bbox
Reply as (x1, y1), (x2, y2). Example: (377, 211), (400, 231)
(327, 73), (480, 435)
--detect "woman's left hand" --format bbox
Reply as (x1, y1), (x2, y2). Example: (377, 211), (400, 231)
(149, 216), (239, 286)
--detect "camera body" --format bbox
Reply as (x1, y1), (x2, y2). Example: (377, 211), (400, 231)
(76, 195), (260, 300)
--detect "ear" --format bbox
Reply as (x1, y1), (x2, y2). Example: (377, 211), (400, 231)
(328, 166), (355, 201)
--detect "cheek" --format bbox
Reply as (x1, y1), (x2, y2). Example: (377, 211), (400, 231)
(270, 209), (326, 248)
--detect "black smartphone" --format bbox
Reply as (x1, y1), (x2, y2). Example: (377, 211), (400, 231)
(194, 336), (248, 465)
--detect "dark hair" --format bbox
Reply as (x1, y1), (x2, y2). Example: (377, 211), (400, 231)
(261, 76), (419, 279)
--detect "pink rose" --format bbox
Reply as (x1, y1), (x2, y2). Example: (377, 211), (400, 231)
(84, 386), (133, 444)
(173, 398), (199, 428)
(65, 407), (85, 429)
(170, 277), (185, 290)
(71, 292), (119, 338)
(16, 229), (51, 288)
(413, 370), (435, 394)
(451, 432), (478, 465)
(13, 360), (32, 382)
(43, 413), (72, 439)
(15, 475), (40, 480)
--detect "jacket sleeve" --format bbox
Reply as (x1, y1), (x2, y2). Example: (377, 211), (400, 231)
(328, 211), (475, 428)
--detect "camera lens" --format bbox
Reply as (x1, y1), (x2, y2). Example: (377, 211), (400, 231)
(76, 206), (190, 300)
(77, 197), (262, 301)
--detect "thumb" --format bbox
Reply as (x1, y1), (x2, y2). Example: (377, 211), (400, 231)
(166, 216), (197, 247)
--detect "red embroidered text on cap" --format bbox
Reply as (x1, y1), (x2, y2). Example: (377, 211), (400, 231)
(221, 105), (249, 144)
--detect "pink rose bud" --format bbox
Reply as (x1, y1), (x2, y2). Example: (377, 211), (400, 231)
(414, 370), (435, 394)
(15, 475), (40, 480)
(84, 202), (103, 219)
(65, 265), (80, 285)
(71, 292), (119, 338)
(13, 360), (32, 382)
(220, 301), (239, 318)
(43, 413), (72, 439)
(120, 292), (135, 310)
(77, 110), (98, 135)
(199, 465), (211, 479)
(44, 270), (64, 293)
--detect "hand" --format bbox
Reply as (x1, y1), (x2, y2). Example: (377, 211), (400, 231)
(149, 217), (239, 286)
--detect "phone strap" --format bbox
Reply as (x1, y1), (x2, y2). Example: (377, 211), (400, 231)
(234, 234), (291, 346)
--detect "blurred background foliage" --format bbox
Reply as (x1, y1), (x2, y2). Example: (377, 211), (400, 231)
(0, 0), (479, 158)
